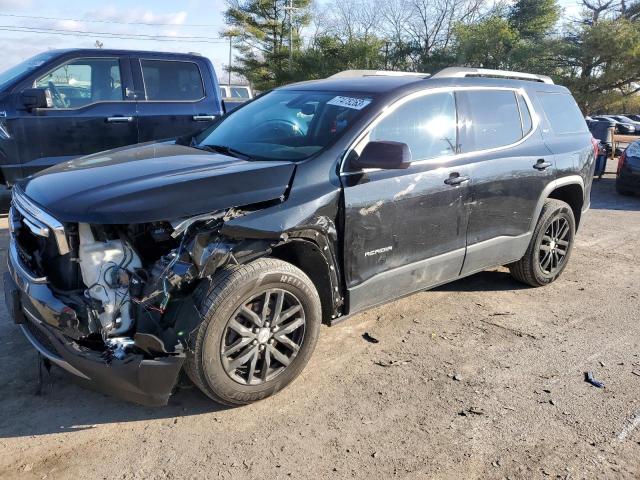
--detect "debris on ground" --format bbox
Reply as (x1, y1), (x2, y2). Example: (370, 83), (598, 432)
(459, 407), (485, 416)
(584, 371), (605, 388)
(631, 371), (640, 378)
(374, 359), (411, 367)
(362, 332), (379, 344)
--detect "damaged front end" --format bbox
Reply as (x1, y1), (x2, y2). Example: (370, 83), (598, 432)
(6, 186), (274, 405)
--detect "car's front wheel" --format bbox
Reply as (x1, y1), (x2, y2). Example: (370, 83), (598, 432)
(509, 199), (576, 287)
(185, 258), (321, 406)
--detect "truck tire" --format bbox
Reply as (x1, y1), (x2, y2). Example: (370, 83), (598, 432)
(185, 258), (322, 406)
(509, 199), (576, 287)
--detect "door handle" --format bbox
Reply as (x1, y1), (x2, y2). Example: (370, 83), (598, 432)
(533, 159), (552, 171)
(106, 116), (133, 123)
(444, 173), (470, 186)
(193, 115), (217, 121)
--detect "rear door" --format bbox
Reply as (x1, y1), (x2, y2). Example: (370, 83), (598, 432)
(12, 54), (137, 177)
(342, 90), (472, 312)
(457, 88), (555, 275)
(132, 57), (220, 142)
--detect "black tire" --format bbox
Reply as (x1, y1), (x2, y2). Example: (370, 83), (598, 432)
(616, 184), (634, 196)
(185, 258), (321, 406)
(509, 199), (576, 287)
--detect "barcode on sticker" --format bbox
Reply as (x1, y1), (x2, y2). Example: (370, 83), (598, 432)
(327, 96), (372, 110)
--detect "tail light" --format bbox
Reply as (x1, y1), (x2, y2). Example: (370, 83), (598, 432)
(617, 150), (626, 175)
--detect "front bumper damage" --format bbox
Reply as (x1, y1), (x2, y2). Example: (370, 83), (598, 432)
(4, 241), (185, 406)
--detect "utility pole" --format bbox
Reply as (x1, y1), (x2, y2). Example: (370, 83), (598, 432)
(284, 0), (296, 74)
(228, 34), (233, 85)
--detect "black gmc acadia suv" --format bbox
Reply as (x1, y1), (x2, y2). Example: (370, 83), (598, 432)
(4, 68), (596, 406)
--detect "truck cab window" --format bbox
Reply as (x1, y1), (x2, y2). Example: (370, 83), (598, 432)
(35, 58), (123, 108)
(141, 60), (204, 101)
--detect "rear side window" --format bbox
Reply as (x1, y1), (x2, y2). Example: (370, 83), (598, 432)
(368, 91), (457, 161)
(458, 90), (523, 152)
(538, 92), (588, 134)
(141, 60), (204, 101)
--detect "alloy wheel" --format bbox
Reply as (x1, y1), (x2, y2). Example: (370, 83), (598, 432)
(538, 216), (571, 275)
(220, 289), (306, 385)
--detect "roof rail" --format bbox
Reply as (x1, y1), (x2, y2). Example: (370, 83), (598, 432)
(432, 67), (554, 84)
(329, 70), (430, 79)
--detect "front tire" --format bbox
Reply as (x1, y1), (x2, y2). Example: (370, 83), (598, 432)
(185, 258), (321, 406)
(509, 199), (576, 287)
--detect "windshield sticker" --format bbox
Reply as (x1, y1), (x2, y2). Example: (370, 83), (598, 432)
(327, 96), (372, 110)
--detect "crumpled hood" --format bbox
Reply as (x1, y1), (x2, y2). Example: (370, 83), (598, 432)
(21, 143), (296, 224)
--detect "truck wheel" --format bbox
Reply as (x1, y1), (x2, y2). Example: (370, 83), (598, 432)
(185, 258), (321, 406)
(509, 199), (576, 287)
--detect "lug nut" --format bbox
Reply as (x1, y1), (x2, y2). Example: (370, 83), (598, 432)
(265, 322), (270, 328)
(252, 340), (258, 345)
(269, 339), (275, 345)
(259, 344), (265, 351)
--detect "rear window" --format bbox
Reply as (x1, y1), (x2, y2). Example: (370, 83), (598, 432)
(458, 90), (524, 152)
(141, 59), (204, 101)
(538, 92), (588, 135)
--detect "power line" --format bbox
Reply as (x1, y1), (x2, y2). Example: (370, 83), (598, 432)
(0, 26), (228, 43)
(0, 25), (228, 43)
(0, 12), (220, 28)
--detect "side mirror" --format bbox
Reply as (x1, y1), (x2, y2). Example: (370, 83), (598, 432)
(21, 88), (53, 110)
(351, 141), (412, 170)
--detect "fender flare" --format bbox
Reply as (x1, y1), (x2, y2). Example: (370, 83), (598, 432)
(528, 175), (584, 232)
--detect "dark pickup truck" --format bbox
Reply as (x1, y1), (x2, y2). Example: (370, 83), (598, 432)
(4, 67), (595, 407)
(0, 48), (223, 185)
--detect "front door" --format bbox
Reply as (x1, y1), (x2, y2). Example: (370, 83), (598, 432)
(341, 90), (472, 313)
(132, 57), (219, 142)
(13, 55), (137, 178)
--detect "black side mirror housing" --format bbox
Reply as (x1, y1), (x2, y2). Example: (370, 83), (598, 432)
(21, 88), (53, 110)
(351, 141), (412, 170)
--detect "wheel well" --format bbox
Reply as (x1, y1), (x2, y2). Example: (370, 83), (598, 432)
(270, 240), (335, 323)
(548, 184), (584, 229)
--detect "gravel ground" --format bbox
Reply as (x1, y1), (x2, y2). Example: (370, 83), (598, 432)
(0, 162), (639, 479)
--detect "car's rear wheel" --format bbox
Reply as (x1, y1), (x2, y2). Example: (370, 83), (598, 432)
(509, 199), (576, 287)
(185, 258), (321, 406)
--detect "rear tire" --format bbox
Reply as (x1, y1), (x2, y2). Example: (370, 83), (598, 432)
(185, 258), (321, 406)
(509, 199), (575, 287)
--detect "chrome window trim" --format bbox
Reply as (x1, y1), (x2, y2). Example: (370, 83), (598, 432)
(339, 86), (540, 176)
(138, 58), (206, 103)
(12, 187), (70, 255)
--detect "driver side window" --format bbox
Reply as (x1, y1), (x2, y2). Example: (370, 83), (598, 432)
(35, 58), (123, 109)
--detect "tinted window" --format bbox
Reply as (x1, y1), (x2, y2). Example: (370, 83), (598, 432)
(231, 86), (250, 98)
(35, 58), (122, 108)
(517, 93), (532, 134)
(141, 60), (204, 101)
(538, 92), (588, 134)
(369, 92), (457, 161)
(459, 90), (522, 152)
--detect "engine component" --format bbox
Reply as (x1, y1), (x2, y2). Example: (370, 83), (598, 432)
(78, 223), (142, 336)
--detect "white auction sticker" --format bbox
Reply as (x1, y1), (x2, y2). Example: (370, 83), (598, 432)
(327, 96), (372, 110)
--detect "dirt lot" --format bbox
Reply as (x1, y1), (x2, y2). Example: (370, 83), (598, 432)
(0, 163), (639, 480)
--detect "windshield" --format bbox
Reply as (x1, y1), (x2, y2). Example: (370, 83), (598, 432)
(197, 90), (375, 161)
(0, 51), (57, 91)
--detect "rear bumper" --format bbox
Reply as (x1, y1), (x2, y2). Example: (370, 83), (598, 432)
(4, 240), (184, 406)
(617, 166), (640, 192)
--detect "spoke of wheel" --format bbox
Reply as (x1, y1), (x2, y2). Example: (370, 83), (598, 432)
(260, 347), (271, 382)
(240, 306), (262, 328)
(260, 290), (273, 325)
(552, 251), (559, 270)
(229, 344), (258, 370)
(556, 247), (567, 256)
(271, 291), (285, 325)
(541, 251), (552, 271)
(275, 333), (300, 352)
(542, 235), (552, 243)
(540, 244), (551, 251)
(228, 318), (256, 337)
(275, 305), (301, 326)
(223, 336), (254, 357)
(246, 348), (259, 383)
(557, 239), (569, 247)
(277, 317), (304, 336)
(557, 220), (569, 240)
(269, 344), (291, 367)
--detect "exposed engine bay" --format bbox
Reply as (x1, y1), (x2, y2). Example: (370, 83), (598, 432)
(33, 208), (271, 362)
